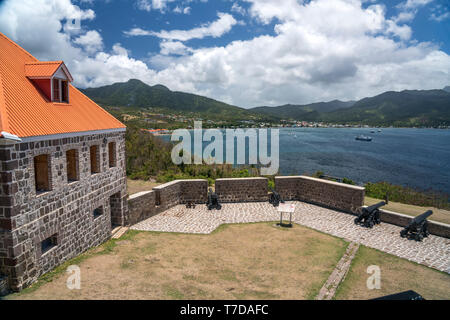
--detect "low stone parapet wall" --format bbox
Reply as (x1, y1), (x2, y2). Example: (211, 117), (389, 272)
(378, 209), (450, 239)
(275, 176), (365, 213)
(180, 180), (209, 204)
(127, 191), (157, 226)
(215, 177), (268, 203)
(128, 179), (208, 225)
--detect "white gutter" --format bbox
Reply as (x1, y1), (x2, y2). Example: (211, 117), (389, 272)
(0, 131), (22, 143)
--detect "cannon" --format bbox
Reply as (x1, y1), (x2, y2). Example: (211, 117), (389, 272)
(206, 188), (221, 210)
(269, 187), (285, 207)
(400, 210), (433, 241)
(355, 201), (385, 228)
(185, 201), (196, 209)
(372, 290), (425, 301)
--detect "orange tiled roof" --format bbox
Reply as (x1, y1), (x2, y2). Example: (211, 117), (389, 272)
(24, 61), (63, 78)
(0, 32), (126, 139)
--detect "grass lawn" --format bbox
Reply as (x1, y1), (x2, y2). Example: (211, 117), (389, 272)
(365, 196), (450, 225)
(5, 223), (347, 300)
(335, 245), (450, 300)
(127, 179), (160, 196)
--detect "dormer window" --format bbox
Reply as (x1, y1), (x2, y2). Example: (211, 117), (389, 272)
(25, 61), (73, 103)
(52, 78), (69, 103)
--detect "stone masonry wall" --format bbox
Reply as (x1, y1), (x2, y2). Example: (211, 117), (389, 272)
(127, 191), (156, 226)
(275, 176), (365, 213)
(215, 178), (268, 203)
(0, 131), (128, 292)
(0, 274), (8, 296)
(180, 180), (208, 204)
(126, 179), (209, 224)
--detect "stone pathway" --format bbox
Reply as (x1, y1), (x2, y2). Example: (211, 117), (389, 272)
(316, 242), (360, 300)
(131, 201), (450, 274)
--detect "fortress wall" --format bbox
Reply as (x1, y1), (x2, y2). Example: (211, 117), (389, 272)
(215, 177), (268, 203)
(275, 176), (365, 213)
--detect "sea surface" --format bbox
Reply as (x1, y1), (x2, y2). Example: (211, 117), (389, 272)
(161, 128), (450, 194)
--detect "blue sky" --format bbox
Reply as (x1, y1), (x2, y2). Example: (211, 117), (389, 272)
(0, 0), (449, 107)
(80, 0), (450, 61)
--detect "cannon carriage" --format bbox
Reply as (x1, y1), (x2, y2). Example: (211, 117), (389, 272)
(400, 210), (433, 242)
(206, 188), (221, 210)
(355, 201), (385, 228)
(269, 187), (285, 207)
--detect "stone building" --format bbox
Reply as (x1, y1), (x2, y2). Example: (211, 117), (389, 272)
(0, 32), (128, 292)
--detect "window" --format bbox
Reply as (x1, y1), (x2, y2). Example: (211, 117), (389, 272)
(66, 149), (79, 182)
(41, 234), (58, 255)
(90, 145), (100, 174)
(93, 206), (103, 219)
(34, 154), (51, 193)
(61, 80), (68, 103)
(52, 79), (69, 103)
(108, 142), (116, 168)
(52, 79), (60, 102)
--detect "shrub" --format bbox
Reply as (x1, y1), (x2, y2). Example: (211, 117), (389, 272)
(365, 181), (450, 209)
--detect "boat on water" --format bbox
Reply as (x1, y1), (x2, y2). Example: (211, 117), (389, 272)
(355, 135), (372, 142)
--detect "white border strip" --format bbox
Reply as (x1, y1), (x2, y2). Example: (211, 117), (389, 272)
(20, 128), (126, 143)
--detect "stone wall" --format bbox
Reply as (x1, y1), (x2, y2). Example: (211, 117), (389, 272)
(153, 179), (208, 210)
(0, 274), (8, 296)
(127, 191), (157, 226)
(0, 131), (128, 292)
(128, 179), (208, 225)
(215, 177), (268, 203)
(275, 176), (365, 213)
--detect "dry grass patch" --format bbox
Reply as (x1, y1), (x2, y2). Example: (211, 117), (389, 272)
(335, 245), (450, 300)
(127, 179), (160, 196)
(7, 223), (347, 300)
(365, 196), (450, 225)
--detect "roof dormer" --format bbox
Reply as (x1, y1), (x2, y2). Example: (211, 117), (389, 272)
(25, 61), (73, 103)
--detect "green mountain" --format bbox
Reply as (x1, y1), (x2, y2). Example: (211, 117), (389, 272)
(320, 89), (450, 126)
(251, 89), (450, 126)
(81, 80), (450, 127)
(250, 100), (355, 120)
(80, 79), (266, 121)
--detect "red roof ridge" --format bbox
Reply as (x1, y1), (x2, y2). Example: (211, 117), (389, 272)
(25, 61), (63, 65)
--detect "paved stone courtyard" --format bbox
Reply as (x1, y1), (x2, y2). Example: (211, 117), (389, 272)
(131, 201), (450, 274)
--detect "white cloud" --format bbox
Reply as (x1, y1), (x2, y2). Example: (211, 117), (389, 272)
(393, 0), (434, 23)
(136, 0), (176, 12)
(1, 0), (449, 108)
(0, 0), (156, 88)
(397, 0), (433, 10)
(73, 30), (103, 54)
(231, 2), (246, 15)
(125, 12), (237, 41)
(159, 40), (192, 55)
(430, 3), (450, 22)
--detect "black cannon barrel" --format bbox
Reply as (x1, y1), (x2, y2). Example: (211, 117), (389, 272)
(410, 210), (433, 224)
(363, 201), (386, 213)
